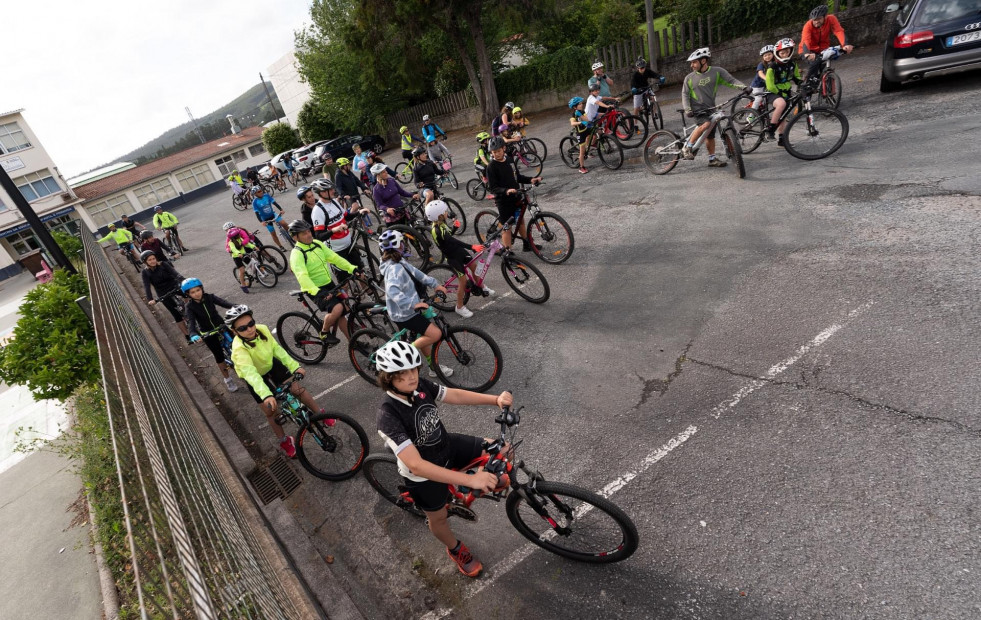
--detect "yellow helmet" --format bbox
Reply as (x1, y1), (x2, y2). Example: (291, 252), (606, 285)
(399, 126), (408, 133)
(513, 107), (522, 114)
(336, 157), (351, 166)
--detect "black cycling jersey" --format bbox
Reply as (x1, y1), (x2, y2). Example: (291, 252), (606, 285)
(184, 293), (234, 337)
(334, 169), (366, 197)
(486, 155), (533, 209)
(141, 261), (183, 300)
(630, 67), (663, 91)
(377, 378), (450, 481)
(413, 160), (440, 190)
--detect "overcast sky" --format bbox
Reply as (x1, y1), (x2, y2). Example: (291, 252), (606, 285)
(1, 0), (312, 177)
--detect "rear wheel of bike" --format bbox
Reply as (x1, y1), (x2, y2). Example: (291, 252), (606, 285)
(820, 71), (842, 109)
(254, 264), (277, 288)
(783, 106), (848, 161)
(729, 94), (754, 116)
(258, 246), (287, 275)
(466, 178), (487, 201)
(501, 255), (549, 303)
(730, 108), (766, 154)
(394, 162), (413, 185)
(433, 326), (502, 392)
(649, 98), (664, 131)
(515, 152), (543, 177)
(597, 134), (624, 170)
(505, 480), (639, 564)
(388, 224), (430, 270)
(362, 453), (426, 518)
(348, 328), (391, 385)
(559, 137), (580, 169)
(232, 195), (248, 211)
(276, 312), (328, 364)
(643, 130), (681, 175)
(523, 137), (548, 162)
(722, 128), (746, 179)
(526, 212), (574, 264)
(443, 197), (468, 236)
(295, 412), (368, 481)
(446, 171), (459, 190)
(614, 114), (648, 149)
(424, 264), (468, 312)
(473, 210), (500, 245)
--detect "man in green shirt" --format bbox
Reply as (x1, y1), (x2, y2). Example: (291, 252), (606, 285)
(152, 205), (185, 252)
(681, 47), (750, 167)
(97, 223), (140, 262)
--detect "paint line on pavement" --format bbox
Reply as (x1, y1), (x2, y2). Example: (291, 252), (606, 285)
(315, 374), (358, 399)
(477, 290), (513, 310)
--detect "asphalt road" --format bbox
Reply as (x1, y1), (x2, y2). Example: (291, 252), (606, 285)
(116, 47), (981, 619)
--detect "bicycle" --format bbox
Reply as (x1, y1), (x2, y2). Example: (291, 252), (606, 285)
(473, 183), (575, 265)
(262, 215), (295, 249)
(513, 135), (548, 163)
(362, 405), (639, 563)
(231, 249), (278, 289)
(394, 154), (418, 185)
(270, 372), (368, 481)
(248, 231), (288, 275)
(406, 186), (468, 237)
(424, 216), (550, 307)
(505, 142), (544, 177)
(642, 96), (746, 178)
(348, 295), (503, 392)
(119, 243), (142, 272)
(161, 226), (188, 253)
(559, 128), (624, 171)
(636, 86), (664, 131)
(810, 46), (847, 109)
(729, 80), (849, 161)
(232, 189), (251, 211)
(196, 325), (235, 368)
(465, 175), (493, 202)
(595, 98), (648, 149)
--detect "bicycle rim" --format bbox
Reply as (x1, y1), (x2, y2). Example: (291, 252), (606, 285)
(784, 107), (848, 160)
(254, 265), (277, 288)
(466, 178), (486, 201)
(276, 312), (327, 364)
(614, 115), (647, 149)
(643, 130), (680, 175)
(362, 454), (426, 517)
(395, 162), (412, 184)
(448, 171), (459, 190)
(296, 413), (368, 481)
(348, 328), (390, 385)
(559, 137), (580, 169)
(597, 135), (623, 170)
(730, 108), (765, 154)
(434, 326), (502, 392)
(527, 138), (547, 161)
(517, 153), (543, 177)
(502, 256), (550, 303)
(473, 210), (500, 245)
(527, 213), (574, 264)
(444, 198), (468, 235)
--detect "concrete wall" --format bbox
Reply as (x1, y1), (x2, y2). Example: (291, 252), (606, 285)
(267, 51), (311, 128)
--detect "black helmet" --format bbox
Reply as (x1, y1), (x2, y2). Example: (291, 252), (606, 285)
(288, 219), (312, 235)
(139, 250), (155, 263)
(635, 57), (647, 68)
(809, 4), (828, 19)
(139, 230), (153, 240)
(488, 136), (506, 151)
(412, 146), (426, 157)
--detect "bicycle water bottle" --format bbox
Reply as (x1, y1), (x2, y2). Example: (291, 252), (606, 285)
(474, 252), (491, 279)
(422, 306), (438, 319)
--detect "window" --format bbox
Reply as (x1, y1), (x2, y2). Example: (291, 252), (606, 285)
(232, 149), (247, 163)
(916, 0), (979, 26)
(134, 178), (178, 208)
(7, 229), (41, 256)
(86, 194), (134, 227)
(47, 214), (79, 236)
(0, 122), (31, 154)
(248, 143), (267, 157)
(0, 197), (7, 213)
(175, 163), (216, 192)
(14, 170), (60, 201)
(215, 155), (238, 177)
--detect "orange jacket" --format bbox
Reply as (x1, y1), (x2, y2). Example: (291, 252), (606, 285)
(799, 15), (846, 54)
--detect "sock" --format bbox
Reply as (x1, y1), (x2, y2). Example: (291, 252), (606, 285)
(426, 354), (434, 367)
(449, 540), (461, 555)
(708, 154), (716, 161)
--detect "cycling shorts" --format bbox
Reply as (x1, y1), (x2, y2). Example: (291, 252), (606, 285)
(693, 113), (717, 139)
(313, 287), (343, 313)
(496, 198), (526, 224)
(246, 358), (294, 404)
(203, 333), (226, 364)
(262, 214), (284, 232)
(403, 433), (484, 512)
(394, 313), (433, 338)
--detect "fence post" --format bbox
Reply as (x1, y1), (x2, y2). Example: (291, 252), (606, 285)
(707, 15), (713, 46)
(833, 0), (841, 11)
(698, 16), (704, 47)
(654, 31), (661, 63)
(672, 25), (679, 57)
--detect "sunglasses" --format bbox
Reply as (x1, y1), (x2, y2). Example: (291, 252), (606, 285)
(235, 318), (256, 332)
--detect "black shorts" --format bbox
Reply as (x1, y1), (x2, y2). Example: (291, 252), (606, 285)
(233, 256), (246, 268)
(443, 248), (472, 276)
(496, 199), (525, 224)
(203, 333), (225, 364)
(573, 130), (590, 145)
(765, 92), (789, 106)
(402, 149), (413, 160)
(335, 245), (364, 270)
(395, 313), (432, 337)
(245, 358), (294, 403)
(403, 433), (484, 512)
(693, 113), (717, 139)
(160, 294), (184, 323)
(314, 288), (343, 312)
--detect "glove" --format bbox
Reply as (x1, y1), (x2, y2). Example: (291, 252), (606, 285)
(452, 219), (462, 230)
(189, 334), (201, 343)
(659, 76), (666, 85)
(631, 87), (641, 95)
(353, 268), (365, 279)
(471, 244), (485, 253)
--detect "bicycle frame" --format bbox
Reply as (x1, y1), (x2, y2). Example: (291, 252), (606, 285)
(677, 108), (729, 153)
(435, 236), (506, 297)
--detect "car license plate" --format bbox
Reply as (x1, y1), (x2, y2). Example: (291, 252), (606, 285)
(947, 31), (981, 46)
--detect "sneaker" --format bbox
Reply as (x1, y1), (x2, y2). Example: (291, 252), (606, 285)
(319, 331), (341, 346)
(765, 131), (775, 142)
(482, 287), (495, 297)
(521, 239), (539, 253)
(707, 158), (728, 168)
(681, 145), (694, 160)
(777, 134), (785, 147)
(224, 377), (238, 392)
(240, 286), (250, 294)
(428, 364), (455, 378)
(447, 542), (482, 578)
(279, 436), (297, 459)
(455, 306), (474, 318)
(578, 167), (589, 174)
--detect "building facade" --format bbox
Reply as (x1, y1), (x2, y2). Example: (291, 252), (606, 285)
(266, 51), (311, 129)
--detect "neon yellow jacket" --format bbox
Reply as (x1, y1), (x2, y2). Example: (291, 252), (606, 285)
(231, 324), (299, 400)
(289, 240), (356, 295)
(153, 211), (179, 229)
(97, 228), (133, 245)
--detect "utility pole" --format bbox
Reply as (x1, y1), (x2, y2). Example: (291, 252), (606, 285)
(0, 165), (76, 275)
(259, 73), (284, 124)
(185, 106), (206, 144)
(645, 0), (659, 71)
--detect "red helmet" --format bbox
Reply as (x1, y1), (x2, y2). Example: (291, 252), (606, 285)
(774, 38), (796, 64)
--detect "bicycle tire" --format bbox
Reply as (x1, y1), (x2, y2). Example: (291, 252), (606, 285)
(443, 197), (468, 236)
(722, 128), (746, 179)
(362, 453), (426, 518)
(348, 327), (391, 385)
(276, 311), (328, 364)
(559, 136), (580, 169)
(524, 137), (548, 162)
(388, 224), (430, 270)
(295, 412), (368, 481)
(730, 108), (766, 154)
(433, 325), (503, 392)
(597, 134), (624, 170)
(729, 94), (754, 117)
(820, 71), (842, 109)
(516, 152), (543, 177)
(466, 178), (487, 201)
(258, 246), (288, 275)
(254, 264), (277, 288)
(349, 301), (388, 332)
(394, 162), (413, 185)
(526, 212), (574, 265)
(614, 114), (648, 149)
(473, 210), (500, 245)
(232, 195), (248, 211)
(649, 97), (664, 131)
(643, 130), (681, 175)
(505, 480), (639, 564)
(447, 171), (459, 190)
(783, 106), (848, 161)
(501, 255), (549, 303)
(424, 264), (468, 312)
(277, 222), (296, 248)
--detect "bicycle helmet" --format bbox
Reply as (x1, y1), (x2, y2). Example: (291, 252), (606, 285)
(591, 61), (604, 71)
(180, 277), (203, 293)
(140, 230), (154, 240)
(504, 101), (515, 109)
(336, 157), (351, 166)
(588, 81), (601, 92)
(107, 223), (117, 229)
(364, 150), (375, 159)
(774, 38), (796, 64)
(425, 199), (449, 222)
(488, 136), (505, 151)
(687, 47), (711, 62)
(422, 114), (430, 122)
(251, 185), (264, 195)
(375, 340), (423, 373)
(568, 96), (584, 109)
(412, 146), (426, 157)
(809, 4), (828, 20)
(139, 250), (155, 263)
(223, 304), (253, 328)
(296, 186), (311, 200)
(378, 229), (404, 252)
(153, 205), (162, 211)
(399, 125), (408, 133)
(760, 44), (775, 56)
(476, 131), (490, 142)
(288, 219), (312, 235)
(512, 107), (522, 114)
(370, 162), (387, 175)
(223, 222), (236, 231)
(635, 57), (647, 68)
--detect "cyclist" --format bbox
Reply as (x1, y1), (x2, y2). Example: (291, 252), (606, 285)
(800, 4), (853, 82)
(139, 229), (178, 262)
(412, 147), (441, 194)
(152, 205), (184, 251)
(508, 107), (529, 138)
(321, 151), (338, 182)
(141, 250), (189, 338)
(766, 38), (803, 146)
(362, 151), (391, 186)
(287, 219), (360, 345)
(378, 229), (453, 377)
(588, 61), (617, 104)
(251, 185), (287, 249)
(585, 81), (614, 125)
(228, 170), (246, 197)
(311, 181), (367, 269)
(630, 57), (666, 117)
(245, 166), (261, 188)
(266, 164), (287, 192)
(568, 97), (593, 175)
(421, 114), (447, 145)
(426, 199), (492, 318)
(372, 164), (419, 226)
(681, 47), (751, 166)
(490, 102), (515, 137)
(749, 45), (777, 110)
(283, 155), (298, 184)
(334, 157), (371, 210)
(226, 304), (325, 459)
(473, 132), (491, 182)
(224, 222), (257, 294)
(373, 339), (513, 578)
(486, 136), (542, 250)
(297, 185), (316, 226)
(400, 126), (423, 161)
(427, 139), (452, 169)
(181, 277), (239, 393)
(119, 213), (146, 235)
(97, 223), (140, 263)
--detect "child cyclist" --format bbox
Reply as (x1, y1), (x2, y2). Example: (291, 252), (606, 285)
(181, 277), (239, 392)
(749, 45), (776, 110)
(765, 38), (803, 146)
(378, 229), (453, 378)
(425, 200), (493, 319)
(373, 339), (513, 577)
(224, 222), (257, 293)
(473, 132), (491, 183)
(226, 305), (326, 458)
(568, 97), (592, 175)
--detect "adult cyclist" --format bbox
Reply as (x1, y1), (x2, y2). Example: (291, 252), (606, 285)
(630, 57), (666, 117)
(251, 185), (287, 249)
(680, 47), (750, 167)
(588, 61), (618, 104)
(97, 223), (140, 263)
(152, 205), (187, 252)
(334, 157), (371, 210)
(799, 5), (853, 82)
(421, 115), (448, 146)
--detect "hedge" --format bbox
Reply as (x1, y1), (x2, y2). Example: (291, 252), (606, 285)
(495, 47), (594, 105)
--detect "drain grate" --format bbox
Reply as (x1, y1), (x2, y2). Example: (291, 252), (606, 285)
(246, 456), (302, 504)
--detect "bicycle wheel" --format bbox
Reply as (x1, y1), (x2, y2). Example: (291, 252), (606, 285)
(730, 108), (766, 154)
(424, 263), (468, 312)
(394, 162), (413, 185)
(348, 328), (390, 385)
(443, 197), (468, 236)
(643, 130), (681, 175)
(433, 326), (503, 392)
(466, 178), (487, 201)
(501, 255), (549, 303)
(722, 128), (746, 179)
(820, 71), (842, 109)
(614, 114), (648, 149)
(295, 412), (368, 481)
(258, 245), (288, 275)
(473, 210), (500, 245)
(254, 264), (277, 288)
(388, 224), (430, 270)
(277, 223), (295, 248)
(524, 137), (548, 162)
(515, 152), (543, 177)
(505, 480), (639, 564)
(596, 134), (624, 170)
(729, 94), (754, 116)
(783, 106), (848, 161)
(526, 212), (574, 265)
(362, 453), (426, 518)
(232, 195), (248, 211)
(276, 312), (328, 364)
(649, 98), (664, 131)
(559, 137), (580, 169)
(447, 171), (459, 190)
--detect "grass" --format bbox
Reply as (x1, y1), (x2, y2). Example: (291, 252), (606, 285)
(636, 15), (683, 56)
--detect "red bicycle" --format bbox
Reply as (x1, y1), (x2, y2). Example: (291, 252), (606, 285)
(595, 96), (648, 149)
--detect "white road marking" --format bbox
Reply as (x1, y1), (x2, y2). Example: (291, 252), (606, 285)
(314, 374), (358, 399)
(477, 290), (513, 310)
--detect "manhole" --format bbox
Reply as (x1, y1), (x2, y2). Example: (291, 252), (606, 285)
(246, 455), (302, 504)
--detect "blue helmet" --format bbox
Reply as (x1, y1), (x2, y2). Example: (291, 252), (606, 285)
(180, 277), (203, 293)
(568, 96), (585, 109)
(378, 229), (404, 252)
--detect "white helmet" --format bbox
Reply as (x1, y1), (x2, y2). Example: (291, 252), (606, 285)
(223, 221), (236, 231)
(759, 44), (775, 56)
(375, 340), (422, 373)
(425, 199), (449, 222)
(422, 114), (430, 122)
(370, 162), (387, 175)
(687, 47), (711, 62)
(591, 61), (604, 71)
(223, 304), (253, 327)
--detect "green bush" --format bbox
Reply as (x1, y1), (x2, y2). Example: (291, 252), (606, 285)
(261, 123), (302, 156)
(495, 47), (595, 104)
(296, 100), (339, 144)
(714, 0), (816, 40)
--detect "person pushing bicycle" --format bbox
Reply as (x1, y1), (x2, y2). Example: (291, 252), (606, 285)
(224, 222), (258, 294)
(799, 4), (853, 83)
(181, 277), (239, 393)
(681, 47), (751, 167)
(485, 136), (542, 251)
(426, 200), (493, 319)
(251, 185), (287, 249)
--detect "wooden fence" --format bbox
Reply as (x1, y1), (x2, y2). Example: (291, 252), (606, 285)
(385, 88), (479, 137)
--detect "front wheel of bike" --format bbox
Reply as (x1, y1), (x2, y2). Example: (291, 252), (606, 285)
(443, 197), (467, 236)
(433, 326), (503, 392)
(277, 312), (328, 364)
(614, 114), (648, 149)
(362, 453), (426, 518)
(232, 195), (248, 211)
(473, 210), (500, 245)
(348, 328), (391, 385)
(466, 178), (487, 202)
(730, 108), (766, 154)
(649, 98), (664, 131)
(296, 412), (368, 481)
(643, 130), (681, 175)
(516, 152), (543, 177)
(505, 480), (639, 564)
(446, 171), (459, 190)
(559, 136), (580, 169)
(254, 264), (277, 288)
(722, 127), (746, 179)
(820, 71), (842, 109)
(524, 137), (548, 162)
(526, 212), (574, 264)
(783, 106), (848, 161)
(388, 224), (431, 270)
(424, 264), (468, 312)
(597, 134), (623, 170)
(394, 162), (413, 185)
(501, 255), (550, 303)
(258, 245), (288, 275)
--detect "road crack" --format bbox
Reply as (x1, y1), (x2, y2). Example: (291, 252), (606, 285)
(633, 340), (693, 410)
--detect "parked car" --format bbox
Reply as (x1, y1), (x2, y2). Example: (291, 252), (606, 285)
(316, 134), (386, 163)
(270, 150), (296, 173)
(880, 0), (981, 92)
(293, 140), (331, 173)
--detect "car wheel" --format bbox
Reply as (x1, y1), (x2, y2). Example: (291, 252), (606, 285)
(373, 143), (384, 154)
(879, 72), (901, 93)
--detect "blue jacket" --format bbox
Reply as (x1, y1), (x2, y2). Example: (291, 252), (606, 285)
(421, 122), (446, 144)
(381, 259), (438, 322)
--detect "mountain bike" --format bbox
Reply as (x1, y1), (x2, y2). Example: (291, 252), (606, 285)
(231, 250), (278, 289)
(270, 373), (368, 481)
(465, 176), (494, 202)
(811, 46), (847, 109)
(504, 143), (544, 177)
(196, 325), (235, 368)
(161, 226), (188, 253)
(643, 96), (746, 178)
(232, 189), (251, 211)
(730, 80), (848, 160)
(118, 243), (142, 272)
(248, 232), (288, 275)
(394, 154), (418, 185)
(473, 183), (574, 265)
(636, 85), (664, 131)
(596, 98), (648, 149)
(514, 136), (548, 163)
(362, 405), (639, 563)
(559, 129), (624, 170)
(348, 296), (503, 392)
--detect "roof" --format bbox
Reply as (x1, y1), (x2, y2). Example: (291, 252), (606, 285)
(74, 126), (264, 201)
(0, 108), (25, 119)
(68, 162), (137, 187)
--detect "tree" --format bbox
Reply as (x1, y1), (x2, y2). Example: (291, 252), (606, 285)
(261, 122), (302, 156)
(296, 100), (340, 143)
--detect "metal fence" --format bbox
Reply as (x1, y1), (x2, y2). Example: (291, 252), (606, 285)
(83, 231), (307, 619)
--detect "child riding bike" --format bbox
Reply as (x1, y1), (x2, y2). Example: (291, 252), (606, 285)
(182, 277), (239, 392)
(426, 200), (493, 319)
(765, 38), (804, 146)
(568, 97), (593, 175)
(749, 45), (776, 110)
(251, 185), (287, 249)
(224, 222), (258, 294)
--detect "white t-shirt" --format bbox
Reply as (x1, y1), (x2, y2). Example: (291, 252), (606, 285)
(585, 94), (602, 121)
